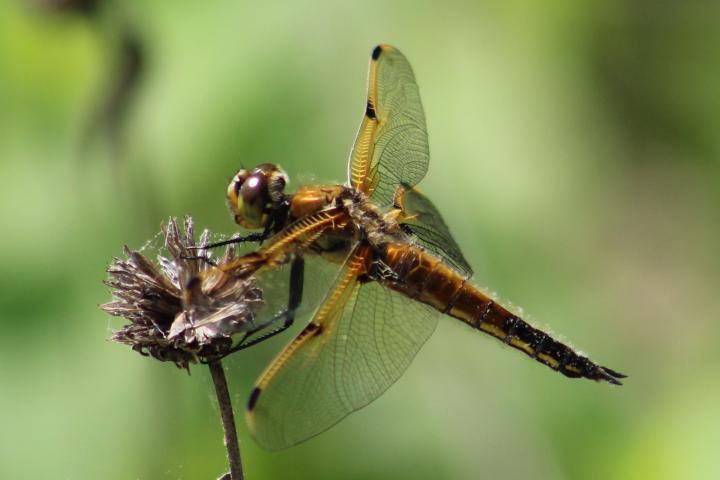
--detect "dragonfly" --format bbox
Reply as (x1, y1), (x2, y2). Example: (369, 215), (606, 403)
(213, 44), (625, 450)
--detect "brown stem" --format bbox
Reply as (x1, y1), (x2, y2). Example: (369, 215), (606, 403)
(208, 360), (244, 480)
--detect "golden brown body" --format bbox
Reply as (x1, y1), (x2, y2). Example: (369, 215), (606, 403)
(218, 45), (624, 451)
(288, 185), (346, 220)
(380, 243), (620, 382)
(231, 184), (622, 384)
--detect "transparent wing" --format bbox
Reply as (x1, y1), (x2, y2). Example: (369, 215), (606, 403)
(348, 44), (429, 206)
(241, 251), (345, 339)
(395, 185), (473, 278)
(246, 244), (439, 450)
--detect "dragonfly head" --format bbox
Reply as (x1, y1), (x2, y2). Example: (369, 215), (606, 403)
(227, 163), (288, 229)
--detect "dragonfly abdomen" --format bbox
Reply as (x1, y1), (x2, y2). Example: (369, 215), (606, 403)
(380, 243), (625, 385)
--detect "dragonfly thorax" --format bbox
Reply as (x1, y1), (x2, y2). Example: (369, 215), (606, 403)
(345, 195), (407, 247)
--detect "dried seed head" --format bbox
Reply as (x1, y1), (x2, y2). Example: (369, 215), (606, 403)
(101, 217), (264, 369)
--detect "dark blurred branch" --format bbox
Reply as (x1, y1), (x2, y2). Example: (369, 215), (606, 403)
(36, 0), (100, 15)
(104, 27), (144, 145)
(82, 22), (145, 157)
(38, 0), (147, 158)
(40, 0), (161, 230)
(209, 361), (245, 480)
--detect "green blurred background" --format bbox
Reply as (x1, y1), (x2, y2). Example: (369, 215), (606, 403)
(1, 1), (719, 478)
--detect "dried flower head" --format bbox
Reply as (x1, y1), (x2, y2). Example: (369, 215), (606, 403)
(101, 217), (264, 369)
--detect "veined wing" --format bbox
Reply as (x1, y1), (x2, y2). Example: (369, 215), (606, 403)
(394, 184), (473, 278)
(348, 44), (429, 206)
(246, 243), (439, 450)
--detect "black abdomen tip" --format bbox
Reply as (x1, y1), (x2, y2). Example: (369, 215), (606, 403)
(600, 366), (627, 385)
(247, 387), (261, 411)
(602, 367), (628, 379)
(371, 45), (382, 60)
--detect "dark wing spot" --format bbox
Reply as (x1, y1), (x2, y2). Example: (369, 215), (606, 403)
(365, 101), (377, 119)
(371, 45), (382, 60)
(306, 322), (323, 336)
(247, 387), (261, 411)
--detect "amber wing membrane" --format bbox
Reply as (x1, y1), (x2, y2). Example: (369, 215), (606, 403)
(246, 244), (439, 450)
(348, 44), (429, 206)
(394, 185), (473, 278)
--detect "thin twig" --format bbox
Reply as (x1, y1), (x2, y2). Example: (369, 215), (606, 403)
(209, 361), (244, 480)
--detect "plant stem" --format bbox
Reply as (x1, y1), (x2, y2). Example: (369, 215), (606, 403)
(209, 360), (244, 480)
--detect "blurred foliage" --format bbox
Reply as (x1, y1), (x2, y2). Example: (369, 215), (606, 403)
(1, 0), (719, 479)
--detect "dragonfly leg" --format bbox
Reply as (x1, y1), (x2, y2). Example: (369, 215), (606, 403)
(235, 256), (304, 350)
(189, 232), (268, 251)
(196, 200), (290, 251)
(202, 256), (305, 363)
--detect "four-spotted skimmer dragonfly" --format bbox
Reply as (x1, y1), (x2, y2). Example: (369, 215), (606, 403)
(212, 44), (625, 450)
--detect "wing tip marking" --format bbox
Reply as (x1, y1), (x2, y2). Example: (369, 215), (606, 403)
(247, 386), (262, 411)
(365, 101), (377, 119)
(371, 45), (383, 60)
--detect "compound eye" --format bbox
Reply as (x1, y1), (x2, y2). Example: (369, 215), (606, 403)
(234, 170), (249, 193)
(226, 164), (285, 230)
(236, 173), (271, 227)
(226, 170), (250, 210)
(240, 174), (269, 205)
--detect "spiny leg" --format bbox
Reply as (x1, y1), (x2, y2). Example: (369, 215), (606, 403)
(210, 256), (305, 361)
(182, 228), (272, 265)
(189, 232), (268, 251)
(181, 232), (267, 265)
(196, 201), (290, 251)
